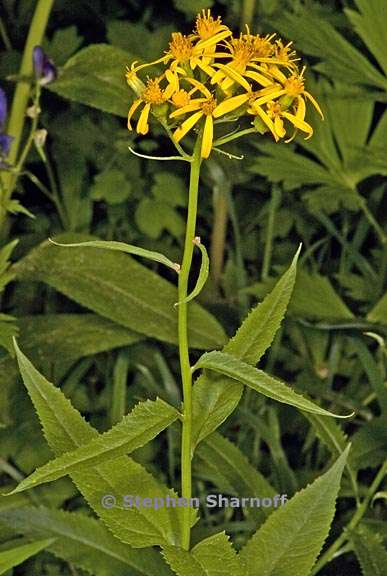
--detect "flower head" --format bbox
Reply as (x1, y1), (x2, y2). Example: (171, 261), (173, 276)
(33, 46), (57, 85)
(125, 9), (323, 158)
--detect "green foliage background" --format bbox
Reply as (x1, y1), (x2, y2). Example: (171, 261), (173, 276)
(0, 0), (386, 574)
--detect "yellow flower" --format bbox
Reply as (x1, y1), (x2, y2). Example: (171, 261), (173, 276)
(172, 89), (192, 108)
(170, 80), (251, 158)
(256, 66), (324, 119)
(250, 97), (314, 142)
(194, 9), (230, 40)
(127, 76), (172, 135)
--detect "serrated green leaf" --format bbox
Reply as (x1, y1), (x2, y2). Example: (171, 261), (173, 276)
(49, 238), (180, 272)
(350, 418), (387, 471)
(191, 249), (300, 447)
(48, 44), (133, 116)
(176, 239), (209, 306)
(8, 397), (179, 494)
(345, 0), (387, 76)
(291, 271), (354, 321)
(239, 447), (350, 576)
(0, 507), (172, 576)
(348, 526), (387, 576)
(14, 234), (226, 350)
(195, 432), (276, 522)
(226, 246), (300, 362)
(90, 169), (132, 205)
(191, 532), (244, 576)
(194, 351), (352, 418)
(12, 340), (193, 547)
(162, 545), (205, 576)
(0, 537), (53, 574)
(162, 532), (243, 576)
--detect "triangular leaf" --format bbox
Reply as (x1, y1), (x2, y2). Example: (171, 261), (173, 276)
(239, 447), (350, 576)
(8, 397), (179, 494)
(13, 340), (191, 547)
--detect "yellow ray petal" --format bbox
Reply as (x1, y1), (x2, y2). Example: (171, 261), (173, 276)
(136, 102), (151, 135)
(274, 115), (286, 138)
(282, 111), (313, 138)
(195, 59), (216, 77)
(253, 104), (279, 142)
(184, 77), (213, 98)
(244, 70), (273, 87)
(170, 100), (205, 118)
(201, 115), (213, 158)
(295, 95), (306, 120)
(213, 63), (251, 91)
(127, 99), (142, 130)
(173, 110), (203, 142)
(304, 90), (324, 119)
(213, 93), (249, 118)
(253, 89), (287, 106)
(195, 29), (232, 51)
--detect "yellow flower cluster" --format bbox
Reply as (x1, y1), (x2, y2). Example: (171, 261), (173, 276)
(126, 9), (323, 159)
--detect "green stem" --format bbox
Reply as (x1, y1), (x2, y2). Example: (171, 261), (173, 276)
(240, 0), (257, 29)
(311, 461), (387, 574)
(261, 187), (281, 280)
(210, 185), (228, 289)
(179, 138), (202, 550)
(0, 0), (54, 227)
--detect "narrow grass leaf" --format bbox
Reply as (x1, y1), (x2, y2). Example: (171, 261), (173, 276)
(175, 238), (209, 306)
(49, 238), (180, 272)
(0, 538), (53, 574)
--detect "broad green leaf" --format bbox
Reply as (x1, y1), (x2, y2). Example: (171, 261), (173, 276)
(350, 418), (387, 471)
(48, 44), (132, 116)
(49, 238), (180, 272)
(162, 532), (243, 576)
(367, 292), (387, 324)
(191, 532), (244, 576)
(345, 0), (387, 76)
(239, 447), (350, 576)
(348, 526), (387, 576)
(176, 238), (209, 305)
(226, 246), (301, 363)
(0, 313), (140, 428)
(8, 397), (179, 494)
(0, 313), (18, 356)
(0, 538), (53, 574)
(13, 340), (192, 548)
(194, 432), (276, 522)
(291, 271), (354, 321)
(273, 10), (387, 90)
(191, 249), (300, 447)
(194, 351), (351, 418)
(0, 507), (172, 576)
(14, 234), (226, 350)
(162, 546), (205, 576)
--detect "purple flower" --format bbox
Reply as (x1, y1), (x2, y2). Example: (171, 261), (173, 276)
(0, 88), (7, 129)
(0, 88), (13, 163)
(32, 46), (57, 85)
